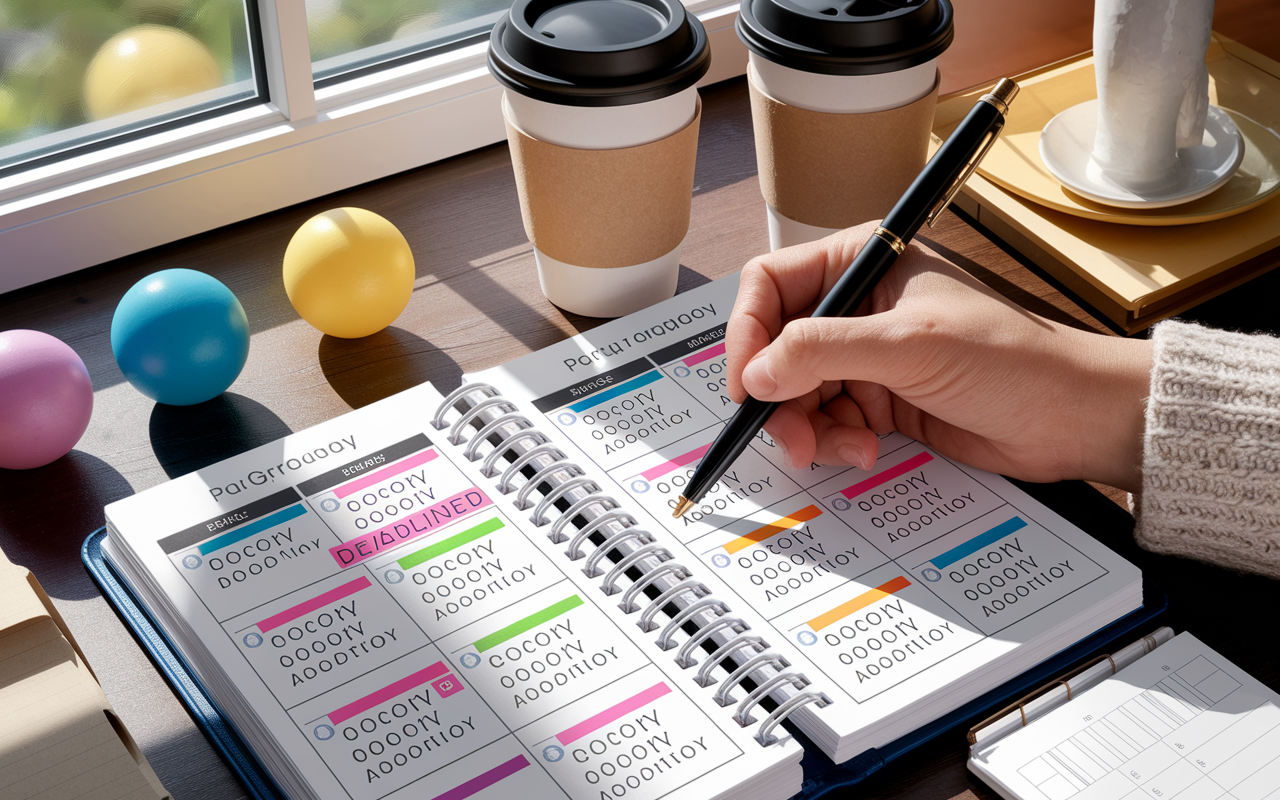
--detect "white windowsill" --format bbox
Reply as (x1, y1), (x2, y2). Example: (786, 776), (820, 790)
(0, 1), (747, 296)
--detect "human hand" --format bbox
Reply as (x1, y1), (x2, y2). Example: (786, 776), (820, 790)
(726, 221), (1152, 492)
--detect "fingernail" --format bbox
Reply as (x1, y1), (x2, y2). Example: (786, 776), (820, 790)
(776, 440), (793, 469)
(742, 355), (777, 396)
(838, 445), (866, 470)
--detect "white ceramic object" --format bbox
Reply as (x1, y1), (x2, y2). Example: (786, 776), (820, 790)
(1083, 0), (1222, 198)
(749, 54), (937, 251)
(1040, 99), (1244, 208)
(502, 88), (698, 317)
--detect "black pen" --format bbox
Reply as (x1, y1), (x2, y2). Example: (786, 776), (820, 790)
(673, 78), (1019, 519)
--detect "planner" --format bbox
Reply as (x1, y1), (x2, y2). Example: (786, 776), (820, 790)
(99, 273), (1146, 800)
(969, 630), (1280, 800)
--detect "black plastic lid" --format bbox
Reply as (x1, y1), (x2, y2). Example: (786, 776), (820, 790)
(737, 0), (953, 76)
(488, 0), (711, 107)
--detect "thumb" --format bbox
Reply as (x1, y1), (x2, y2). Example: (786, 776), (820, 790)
(740, 314), (912, 402)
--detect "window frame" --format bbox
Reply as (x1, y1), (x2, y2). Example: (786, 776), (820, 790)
(0, 0), (748, 295)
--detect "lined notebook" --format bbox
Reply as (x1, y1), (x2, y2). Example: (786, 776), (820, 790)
(101, 273), (1144, 800)
(969, 630), (1280, 800)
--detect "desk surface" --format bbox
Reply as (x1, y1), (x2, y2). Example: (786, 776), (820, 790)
(2, 2), (1278, 798)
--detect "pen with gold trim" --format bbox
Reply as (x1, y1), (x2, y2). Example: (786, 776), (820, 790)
(674, 78), (1019, 518)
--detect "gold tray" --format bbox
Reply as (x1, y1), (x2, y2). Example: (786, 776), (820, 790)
(966, 38), (1280, 227)
(930, 34), (1280, 334)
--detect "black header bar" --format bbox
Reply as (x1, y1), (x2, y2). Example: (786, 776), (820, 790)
(158, 487), (301, 554)
(647, 324), (727, 366)
(532, 358), (653, 413)
(296, 433), (433, 497)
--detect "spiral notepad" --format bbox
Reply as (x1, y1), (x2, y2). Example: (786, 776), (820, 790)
(431, 380), (832, 748)
(100, 272), (1145, 800)
(457, 272), (1143, 767)
(101, 376), (818, 800)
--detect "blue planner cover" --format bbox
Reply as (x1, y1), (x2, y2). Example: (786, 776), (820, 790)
(83, 526), (1166, 800)
(83, 529), (288, 800)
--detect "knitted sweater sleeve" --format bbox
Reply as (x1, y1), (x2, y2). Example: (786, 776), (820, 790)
(1134, 320), (1280, 578)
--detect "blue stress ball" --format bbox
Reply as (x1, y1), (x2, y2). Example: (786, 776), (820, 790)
(111, 269), (250, 405)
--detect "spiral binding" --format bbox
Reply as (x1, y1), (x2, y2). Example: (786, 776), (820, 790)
(657, 598), (729, 651)
(497, 445), (566, 492)
(586, 529), (656, 580)
(715, 653), (790, 707)
(639, 579), (709, 633)
(433, 382), (833, 747)
(697, 634), (766, 688)
(602, 544), (675, 596)
(481, 430), (547, 477)
(514, 461), (584, 510)
(564, 508), (633, 557)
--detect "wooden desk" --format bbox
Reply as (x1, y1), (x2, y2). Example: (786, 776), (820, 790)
(1, 2), (1277, 797)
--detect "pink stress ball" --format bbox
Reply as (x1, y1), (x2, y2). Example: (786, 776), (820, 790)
(0, 330), (94, 470)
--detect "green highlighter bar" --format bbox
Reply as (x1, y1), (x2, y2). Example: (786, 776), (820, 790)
(474, 595), (585, 653)
(397, 517), (505, 571)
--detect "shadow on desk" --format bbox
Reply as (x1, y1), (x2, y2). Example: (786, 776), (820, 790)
(319, 326), (463, 406)
(150, 394), (293, 480)
(0, 451), (132, 601)
(146, 727), (252, 800)
(1172, 264), (1280, 337)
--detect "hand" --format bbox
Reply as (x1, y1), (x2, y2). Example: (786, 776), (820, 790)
(725, 221), (1153, 492)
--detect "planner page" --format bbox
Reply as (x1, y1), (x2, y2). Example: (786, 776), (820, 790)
(468, 273), (1143, 761)
(104, 382), (800, 800)
(970, 632), (1280, 800)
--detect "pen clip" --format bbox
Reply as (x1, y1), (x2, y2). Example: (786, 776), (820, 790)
(927, 78), (1017, 228)
(925, 128), (997, 228)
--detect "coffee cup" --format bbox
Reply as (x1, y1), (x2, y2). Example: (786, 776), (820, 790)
(737, 0), (953, 250)
(488, 0), (711, 318)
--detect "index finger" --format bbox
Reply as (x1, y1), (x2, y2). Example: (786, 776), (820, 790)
(725, 224), (873, 402)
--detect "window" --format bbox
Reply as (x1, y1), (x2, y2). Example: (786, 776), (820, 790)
(307, 0), (511, 84)
(0, 0), (746, 294)
(0, 0), (262, 175)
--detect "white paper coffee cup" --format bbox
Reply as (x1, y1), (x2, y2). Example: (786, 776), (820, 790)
(737, 0), (954, 251)
(489, 0), (711, 318)
(502, 89), (699, 318)
(750, 55), (938, 250)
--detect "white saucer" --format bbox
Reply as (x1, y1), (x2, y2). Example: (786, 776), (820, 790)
(1039, 99), (1245, 209)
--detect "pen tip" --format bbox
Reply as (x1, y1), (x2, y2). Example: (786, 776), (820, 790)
(672, 497), (694, 519)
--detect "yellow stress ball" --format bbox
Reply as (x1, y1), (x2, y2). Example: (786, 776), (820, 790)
(283, 208), (415, 339)
(83, 25), (222, 121)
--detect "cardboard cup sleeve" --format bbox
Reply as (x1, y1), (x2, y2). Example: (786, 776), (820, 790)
(504, 100), (701, 269)
(748, 72), (939, 230)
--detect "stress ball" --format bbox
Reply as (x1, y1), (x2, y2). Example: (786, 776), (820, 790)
(111, 269), (249, 406)
(0, 330), (94, 470)
(283, 208), (415, 338)
(83, 25), (223, 120)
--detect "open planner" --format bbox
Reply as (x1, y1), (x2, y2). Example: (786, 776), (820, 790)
(969, 629), (1280, 800)
(97, 273), (1146, 800)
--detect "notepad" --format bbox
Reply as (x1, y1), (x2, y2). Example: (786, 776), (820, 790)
(99, 272), (1146, 800)
(465, 272), (1144, 765)
(0, 549), (169, 800)
(969, 631), (1280, 800)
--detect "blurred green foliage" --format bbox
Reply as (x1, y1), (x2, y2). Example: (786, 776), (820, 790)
(305, 0), (502, 65)
(0, 0), (509, 154)
(0, 0), (250, 146)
